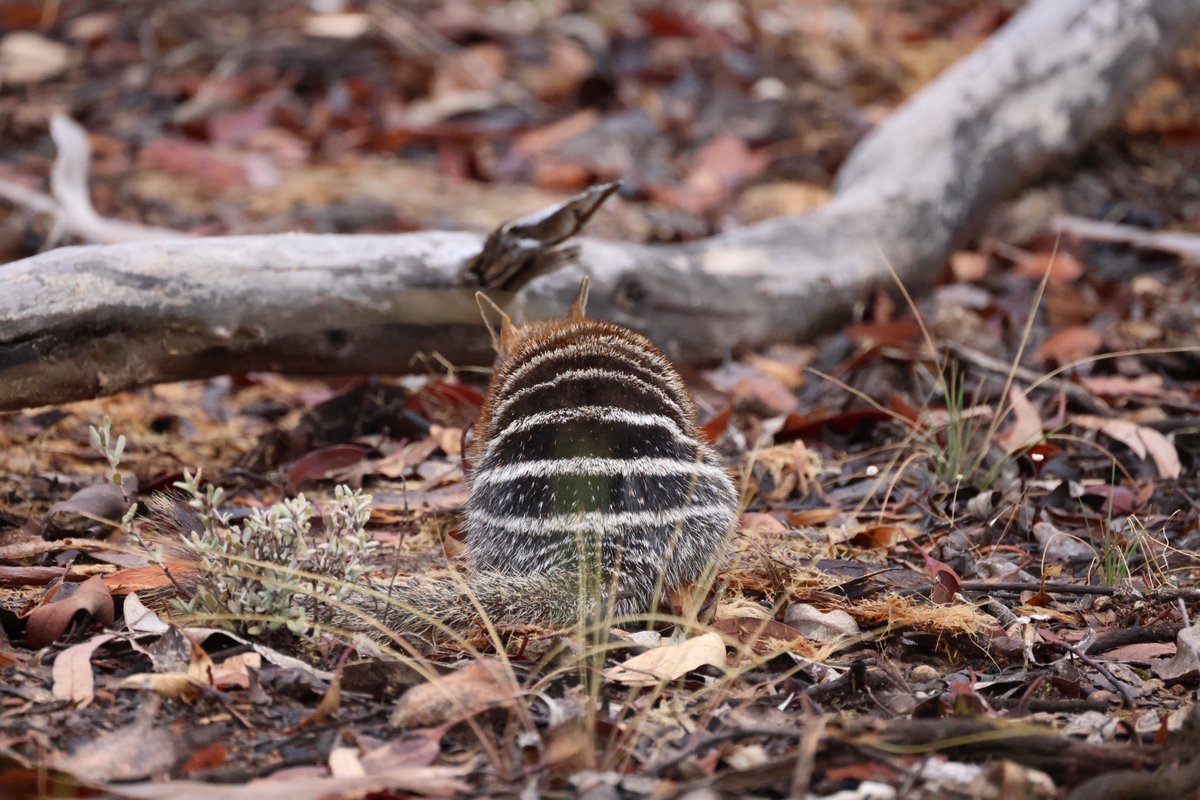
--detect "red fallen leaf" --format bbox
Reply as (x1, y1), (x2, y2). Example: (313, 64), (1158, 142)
(650, 132), (768, 214)
(1102, 642), (1176, 663)
(514, 111), (600, 159)
(179, 742), (229, 776)
(783, 508), (841, 527)
(208, 101), (273, 146)
(139, 135), (247, 189)
(406, 379), (484, 425)
(777, 408), (892, 441)
(731, 372), (798, 415)
(105, 563), (198, 595)
(844, 320), (922, 349)
(1015, 250), (1084, 284)
(1036, 326), (1102, 365)
(889, 392), (922, 424)
(286, 444), (371, 492)
(950, 251), (989, 282)
(849, 525), (904, 550)
(898, 530), (962, 604)
(1084, 482), (1153, 514)
(24, 575), (115, 649)
(1081, 374), (1168, 399)
(360, 728), (445, 772)
(700, 403), (732, 443)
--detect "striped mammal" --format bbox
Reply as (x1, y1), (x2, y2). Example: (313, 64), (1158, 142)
(456, 278), (739, 626)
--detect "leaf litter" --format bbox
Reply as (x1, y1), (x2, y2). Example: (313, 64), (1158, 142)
(1, 0), (1199, 798)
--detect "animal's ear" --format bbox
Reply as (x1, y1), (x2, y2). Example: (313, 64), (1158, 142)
(568, 276), (590, 320)
(475, 291), (515, 354)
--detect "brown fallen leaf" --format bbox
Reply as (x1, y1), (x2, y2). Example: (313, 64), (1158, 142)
(0, 32), (76, 84)
(24, 574), (115, 649)
(605, 632), (727, 686)
(541, 716), (595, 775)
(1036, 326), (1102, 365)
(293, 674), (342, 731)
(119, 629), (213, 702)
(390, 659), (516, 729)
(51, 633), (119, 706)
(44, 476), (138, 538)
(104, 766), (472, 799)
(995, 385), (1043, 454)
(1071, 414), (1182, 479)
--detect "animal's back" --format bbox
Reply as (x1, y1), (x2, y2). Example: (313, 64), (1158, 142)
(465, 316), (738, 618)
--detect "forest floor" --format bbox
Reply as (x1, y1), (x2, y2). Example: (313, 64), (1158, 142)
(1, 1), (1199, 798)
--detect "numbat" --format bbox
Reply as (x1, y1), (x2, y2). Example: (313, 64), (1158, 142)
(455, 277), (740, 628)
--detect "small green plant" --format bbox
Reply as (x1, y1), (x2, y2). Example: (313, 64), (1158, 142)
(173, 470), (378, 637)
(88, 416), (127, 487)
(88, 415), (138, 525)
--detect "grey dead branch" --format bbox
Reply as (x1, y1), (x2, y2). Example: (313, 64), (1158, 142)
(1, 0), (1198, 411)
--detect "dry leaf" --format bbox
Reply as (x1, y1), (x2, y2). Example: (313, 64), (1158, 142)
(0, 32), (75, 84)
(25, 574), (115, 649)
(783, 605), (861, 643)
(541, 716), (595, 774)
(1036, 326), (1102, 365)
(123, 592), (169, 635)
(118, 673), (205, 702)
(605, 632), (726, 686)
(950, 251), (988, 282)
(327, 747), (365, 778)
(995, 386), (1043, 454)
(1153, 623), (1200, 681)
(105, 766), (472, 799)
(211, 652), (261, 690)
(390, 659), (515, 729)
(294, 674), (342, 731)
(1072, 415), (1181, 479)
(52, 633), (118, 706)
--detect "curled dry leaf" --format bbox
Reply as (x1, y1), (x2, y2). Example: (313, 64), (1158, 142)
(120, 629), (213, 702)
(995, 385), (1043, 455)
(604, 631), (726, 687)
(390, 658), (516, 729)
(44, 476), (138, 537)
(1153, 622), (1200, 682)
(0, 32), (75, 84)
(52, 633), (118, 706)
(1072, 414), (1182, 479)
(293, 674), (342, 731)
(784, 605), (861, 644)
(1036, 325), (1102, 365)
(103, 766), (473, 799)
(25, 574), (115, 649)
(123, 592), (169, 635)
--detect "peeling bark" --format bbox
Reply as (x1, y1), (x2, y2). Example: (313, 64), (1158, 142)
(2, 0), (1198, 411)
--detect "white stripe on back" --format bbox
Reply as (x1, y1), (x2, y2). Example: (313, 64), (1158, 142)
(474, 456), (727, 485)
(467, 504), (734, 533)
(497, 334), (676, 397)
(483, 406), (696, 461)
(491, 368), (687, 424)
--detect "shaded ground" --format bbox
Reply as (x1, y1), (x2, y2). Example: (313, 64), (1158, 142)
(1, 1), (1199, 798)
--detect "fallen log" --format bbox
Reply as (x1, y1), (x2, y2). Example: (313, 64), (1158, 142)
(2, 0), (1198, 411)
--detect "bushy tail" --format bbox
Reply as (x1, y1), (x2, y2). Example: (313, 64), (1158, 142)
(337, 568), (596, 643)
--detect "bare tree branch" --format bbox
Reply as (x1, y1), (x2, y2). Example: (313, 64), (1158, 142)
(2, 0), (1198, 411)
